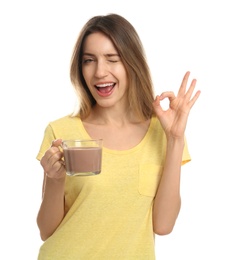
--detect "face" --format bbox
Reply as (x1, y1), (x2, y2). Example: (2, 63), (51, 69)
(82, 32), (128, 109)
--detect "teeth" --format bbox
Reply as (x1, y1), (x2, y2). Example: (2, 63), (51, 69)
(96, 83), (114, 88)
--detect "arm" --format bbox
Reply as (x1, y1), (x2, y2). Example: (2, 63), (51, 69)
(152, 71), (201, 235)
(37, 139), (66, 241)
(152, 137), (184, 235)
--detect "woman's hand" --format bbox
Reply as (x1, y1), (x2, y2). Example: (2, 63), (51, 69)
(153, 71), (201, 139)
(40, 139), (66, 179)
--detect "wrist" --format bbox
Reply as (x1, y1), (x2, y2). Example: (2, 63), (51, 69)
(166, 136), (185, 146)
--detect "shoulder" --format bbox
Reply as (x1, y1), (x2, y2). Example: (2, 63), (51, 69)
(49, 114), (80, 127)
(42, 114), (84, 141)
(44, 114), (82, 137)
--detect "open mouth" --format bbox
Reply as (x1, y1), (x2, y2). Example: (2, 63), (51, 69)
(95, 83), (116, 95)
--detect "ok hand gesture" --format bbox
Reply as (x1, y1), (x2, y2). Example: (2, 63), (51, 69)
(152, 71), (201, 139)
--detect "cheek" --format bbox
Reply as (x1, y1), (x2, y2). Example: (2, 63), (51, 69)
(82, 68), (92, 84)
(119, 69), (128, 87)
(113, 66), (128, 80)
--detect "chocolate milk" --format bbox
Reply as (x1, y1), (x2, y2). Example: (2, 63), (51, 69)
(63, 147), (102, 176)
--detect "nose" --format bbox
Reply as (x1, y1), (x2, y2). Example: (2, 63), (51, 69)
(94, 60), (108, 78)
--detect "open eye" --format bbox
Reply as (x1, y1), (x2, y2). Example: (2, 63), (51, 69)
(82, 58), (94, 64)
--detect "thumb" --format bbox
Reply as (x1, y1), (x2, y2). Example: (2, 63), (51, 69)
(51, 139), (63, 148)
(152, 95), (163, 116)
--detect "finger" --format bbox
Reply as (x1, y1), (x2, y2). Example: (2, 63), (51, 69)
(159, 91), (176, 102)
(185, 78), (197, 101)
(41, 141), (63, 169)
(52, 160), (65, 174)
(188, 90), (201, 108)
(41, 150), (64, 175)
(152, 95), (163, 115)
(51, 139), (63, 148)
(152, 95), (160, 108)
(46, 160), (66, 179)
(177, 71), (190, 97)
(41, 149), (59, 167)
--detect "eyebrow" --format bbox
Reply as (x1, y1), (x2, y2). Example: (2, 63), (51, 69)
(82, 53), (120, 58)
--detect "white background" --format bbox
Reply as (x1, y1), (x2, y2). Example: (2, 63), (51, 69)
(0, 0), (231, 259)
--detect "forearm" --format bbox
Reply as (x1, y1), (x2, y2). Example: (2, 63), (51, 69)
(152, 137), (184, 235)
(37, 174), (66, 241)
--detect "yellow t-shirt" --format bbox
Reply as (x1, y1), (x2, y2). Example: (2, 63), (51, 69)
(37, 115), (191, 260)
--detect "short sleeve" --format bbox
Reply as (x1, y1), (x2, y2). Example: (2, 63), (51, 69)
(36, 124), (56, 161)
(182, 137), (191, 165)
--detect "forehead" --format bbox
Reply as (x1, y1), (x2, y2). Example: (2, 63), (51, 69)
(83, 32), (117, 54)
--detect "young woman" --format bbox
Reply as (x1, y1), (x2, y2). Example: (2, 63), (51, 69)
(36, 13), (200, 259)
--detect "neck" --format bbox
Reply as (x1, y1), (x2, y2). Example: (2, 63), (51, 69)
(84, 105), (141, 126)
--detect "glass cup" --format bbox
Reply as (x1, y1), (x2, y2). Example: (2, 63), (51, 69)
(62, 139), (103, 176)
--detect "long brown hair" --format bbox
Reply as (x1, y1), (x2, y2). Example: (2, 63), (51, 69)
(70, 13), (155, 120)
